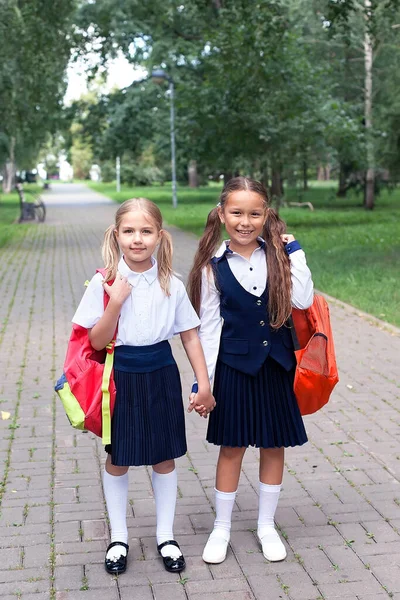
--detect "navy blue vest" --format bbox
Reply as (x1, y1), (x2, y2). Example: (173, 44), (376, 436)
(213, 255), (295, 376)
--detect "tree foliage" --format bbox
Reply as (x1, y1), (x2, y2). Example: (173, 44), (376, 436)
(0, 0), (76, 188)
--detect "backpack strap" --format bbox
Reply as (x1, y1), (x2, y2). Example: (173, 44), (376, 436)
(96, 268), (118, 445)
(288, 315), (301, 351)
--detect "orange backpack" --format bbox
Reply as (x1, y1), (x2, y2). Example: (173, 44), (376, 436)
(290, 295), (339, 415)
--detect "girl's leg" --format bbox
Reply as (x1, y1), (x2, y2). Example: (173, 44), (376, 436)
(257, 447), (286, 561)
(203, 446), (246, 564)
(152, 459), (184, 566)
(103, 455), (129, 567)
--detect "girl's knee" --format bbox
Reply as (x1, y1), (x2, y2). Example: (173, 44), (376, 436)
(105, 455), (129, 476)
(260, 447), (284, 459)
(220, 446), (246, 462)
(152, 459), (175, 474)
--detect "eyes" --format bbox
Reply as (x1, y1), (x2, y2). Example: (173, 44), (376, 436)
(122, 228), (155, 234)
(230, 211), (263, 217)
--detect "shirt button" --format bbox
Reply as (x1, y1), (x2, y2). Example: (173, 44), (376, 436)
(262, 340), (269, 346)
(260, 320), (265, 326)
(253, 286), (257, 290)
(250, 267), (253, 271)
(256, 300), (262, 306)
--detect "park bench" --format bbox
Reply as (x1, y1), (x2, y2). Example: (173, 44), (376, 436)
(16, 183), (46, 223)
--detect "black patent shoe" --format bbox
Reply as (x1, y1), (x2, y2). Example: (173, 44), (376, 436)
(105, 541), (129, 575)
(157, 540), (186, 573)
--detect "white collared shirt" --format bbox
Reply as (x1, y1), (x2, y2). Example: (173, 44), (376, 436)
(72, 256), (200, 346)
(198, 238), (314, 382)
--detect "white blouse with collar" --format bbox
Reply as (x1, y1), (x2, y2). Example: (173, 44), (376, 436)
(197, 238), (314, 382)
(72, 256), (200, 347)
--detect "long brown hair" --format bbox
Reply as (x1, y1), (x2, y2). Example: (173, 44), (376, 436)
(102, 198), (173, 296)
(187, 177), (292, 328)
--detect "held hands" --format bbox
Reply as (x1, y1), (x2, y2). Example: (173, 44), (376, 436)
(103, 272), (132, 306)
(188, 390), (216, 419)
(281, 234), (295, 244)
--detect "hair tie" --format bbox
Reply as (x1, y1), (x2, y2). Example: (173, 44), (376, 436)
(216, 202), (221, 208)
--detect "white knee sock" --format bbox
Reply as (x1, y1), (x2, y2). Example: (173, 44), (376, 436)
(152, 469), (181, 558)
(213, 488), (237, 539)
(103, 469), (129, 559)
(257, 481), (281, 538)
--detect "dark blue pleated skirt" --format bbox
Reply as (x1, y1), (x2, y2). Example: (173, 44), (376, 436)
(207, 356), (308, 449)
(105, 342), (187, 466)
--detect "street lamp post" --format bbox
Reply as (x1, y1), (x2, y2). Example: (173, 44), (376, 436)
(151, 69), (177, 208)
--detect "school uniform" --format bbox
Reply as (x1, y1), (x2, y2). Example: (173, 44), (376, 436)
(73, 256), (200, 466)
(195, 238), (314, 449)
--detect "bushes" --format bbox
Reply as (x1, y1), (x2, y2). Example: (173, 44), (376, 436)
(99, 155), (166, 186)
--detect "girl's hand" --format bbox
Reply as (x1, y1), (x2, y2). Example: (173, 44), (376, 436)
(103, 272), (132, 306)
(281, 234), (295, 244)
(188, 391), (216, 418)
(188, 393), (206, 418)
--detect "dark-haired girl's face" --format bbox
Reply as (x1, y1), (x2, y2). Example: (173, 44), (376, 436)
(219, 190), (267, 257)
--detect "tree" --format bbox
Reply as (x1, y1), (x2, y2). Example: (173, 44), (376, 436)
(322, 0), (400, 208)
(0, 0), (76, 191)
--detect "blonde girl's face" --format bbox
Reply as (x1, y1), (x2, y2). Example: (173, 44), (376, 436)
(219, 190), (267, 256)
(115, 209), (161, 272)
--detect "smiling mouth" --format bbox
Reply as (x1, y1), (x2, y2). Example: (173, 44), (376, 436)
(236, 230), (254, 235)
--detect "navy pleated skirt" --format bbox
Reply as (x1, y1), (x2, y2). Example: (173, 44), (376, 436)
(207, 356), (307, 449)
(105, 342), (187, 466)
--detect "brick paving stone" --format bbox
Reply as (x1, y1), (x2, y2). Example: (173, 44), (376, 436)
(1, 183), (399, 599)
(189, 592), (255, 600)
(119, 585), (154, 600)
(151, 582), (188, 600)
(186, 577), (251, 595)
(0, 546), (22, 569)
(0, 579), (49, 595)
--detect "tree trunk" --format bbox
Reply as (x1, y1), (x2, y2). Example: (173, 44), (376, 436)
(224, 171), (234, 185)
(337, 162), (348, 197)
(364, 0), (374, 210)
(271, 166), (284, 198)
(188, 160), (198, 188)
(2, 137), (16, 193)
(325, 165), (331, 180)
(303, 158), (308, 191)
(317, 165), (325, 181)
(261, 160), (269, 189)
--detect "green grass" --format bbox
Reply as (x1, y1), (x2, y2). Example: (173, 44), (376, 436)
(0, 184), (44, 248)
(76, 181), (400, 327)
(0, 190), (24, 248)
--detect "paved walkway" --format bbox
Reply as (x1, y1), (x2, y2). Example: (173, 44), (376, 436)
(0, 183), (399, 600)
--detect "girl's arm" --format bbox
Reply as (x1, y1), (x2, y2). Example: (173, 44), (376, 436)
(196, 267), (223, 383)
(89, 276), (131, 351)
(281, 235), (314, 309)
(180, 328), (216, 413)
(188, 267), (222, 417)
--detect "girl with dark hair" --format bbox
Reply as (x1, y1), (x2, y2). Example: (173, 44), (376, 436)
(187, 177), (314, 564)
(73, 198), (215, 576)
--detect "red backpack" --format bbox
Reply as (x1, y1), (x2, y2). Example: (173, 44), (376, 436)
(291, 295), (339, 415)
(55, 269), (117, 444)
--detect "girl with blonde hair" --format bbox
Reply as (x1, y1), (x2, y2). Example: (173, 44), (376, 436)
(72, 198), (215, 575)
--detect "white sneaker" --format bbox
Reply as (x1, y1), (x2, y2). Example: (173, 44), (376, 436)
(258, 528), (287, 562)
(202, 529), (230, 564)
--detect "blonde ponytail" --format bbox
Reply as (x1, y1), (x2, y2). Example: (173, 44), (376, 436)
(102, 224), (120, 282)
(157, 229), (173, 296)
